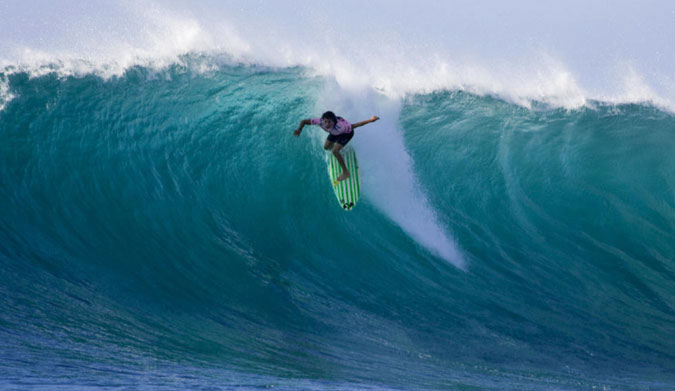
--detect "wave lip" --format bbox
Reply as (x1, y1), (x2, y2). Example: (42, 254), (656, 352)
(0, 74), (14, 112)
(3, 2), (675, 112)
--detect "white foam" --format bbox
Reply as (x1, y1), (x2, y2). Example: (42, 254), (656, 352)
(0, 76), (14, 112)
(2, 1), (675, 110)
(595, 62), (675, 111)
(0, 1), (249, 80)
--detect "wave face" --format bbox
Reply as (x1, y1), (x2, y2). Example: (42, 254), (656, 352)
(2, 59), (675, 390)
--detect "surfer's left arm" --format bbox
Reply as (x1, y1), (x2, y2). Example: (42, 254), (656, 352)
(293, 119), (312, 136)
(351, 116), (380, 130)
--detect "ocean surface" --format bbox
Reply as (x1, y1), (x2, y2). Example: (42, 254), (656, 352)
(2, 2), (675, 390)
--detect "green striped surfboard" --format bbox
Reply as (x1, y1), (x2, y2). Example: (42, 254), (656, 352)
(327, 148), (361, 211)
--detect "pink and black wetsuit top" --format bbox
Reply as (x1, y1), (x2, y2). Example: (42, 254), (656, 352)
(310, 117), (353, 135)
(310, 116), (355, 146)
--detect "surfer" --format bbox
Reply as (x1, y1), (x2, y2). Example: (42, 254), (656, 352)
(294, 111), (379, 181)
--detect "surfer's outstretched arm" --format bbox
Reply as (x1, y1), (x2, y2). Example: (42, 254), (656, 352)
(351, 116), (380, 130)
(293, 119), (311, 136)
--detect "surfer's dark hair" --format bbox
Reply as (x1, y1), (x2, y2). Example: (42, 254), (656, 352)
(321, 111), (338, 123)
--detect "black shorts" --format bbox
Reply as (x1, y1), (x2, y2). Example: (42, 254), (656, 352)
(327, 131), (354, 146)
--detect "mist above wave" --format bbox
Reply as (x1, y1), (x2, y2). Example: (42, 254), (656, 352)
(2, 0), (674, 110)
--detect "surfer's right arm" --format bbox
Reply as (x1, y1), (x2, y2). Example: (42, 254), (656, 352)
(293, 119), (312, 136)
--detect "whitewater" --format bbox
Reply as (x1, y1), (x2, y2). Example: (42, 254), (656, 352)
(1, 1), (675, 390)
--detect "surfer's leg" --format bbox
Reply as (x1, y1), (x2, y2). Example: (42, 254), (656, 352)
(332, 143), (350, 181)
(324, 139), (335, 150)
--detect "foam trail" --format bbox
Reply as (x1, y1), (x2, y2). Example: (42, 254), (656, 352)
(318, 87), (465, 269)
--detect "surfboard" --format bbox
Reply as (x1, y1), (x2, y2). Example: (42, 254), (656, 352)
(327, 148), (361, 211)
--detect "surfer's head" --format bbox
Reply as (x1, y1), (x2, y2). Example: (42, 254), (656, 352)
(321, 111), (337, 129)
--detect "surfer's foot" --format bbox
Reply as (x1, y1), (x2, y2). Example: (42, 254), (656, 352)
(337, 172), (350, 182)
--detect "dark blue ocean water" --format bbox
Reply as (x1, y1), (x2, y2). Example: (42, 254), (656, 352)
(1, 61), (674, 390)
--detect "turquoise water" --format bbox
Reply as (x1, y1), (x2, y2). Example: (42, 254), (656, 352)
(1, 60), (674, 390)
